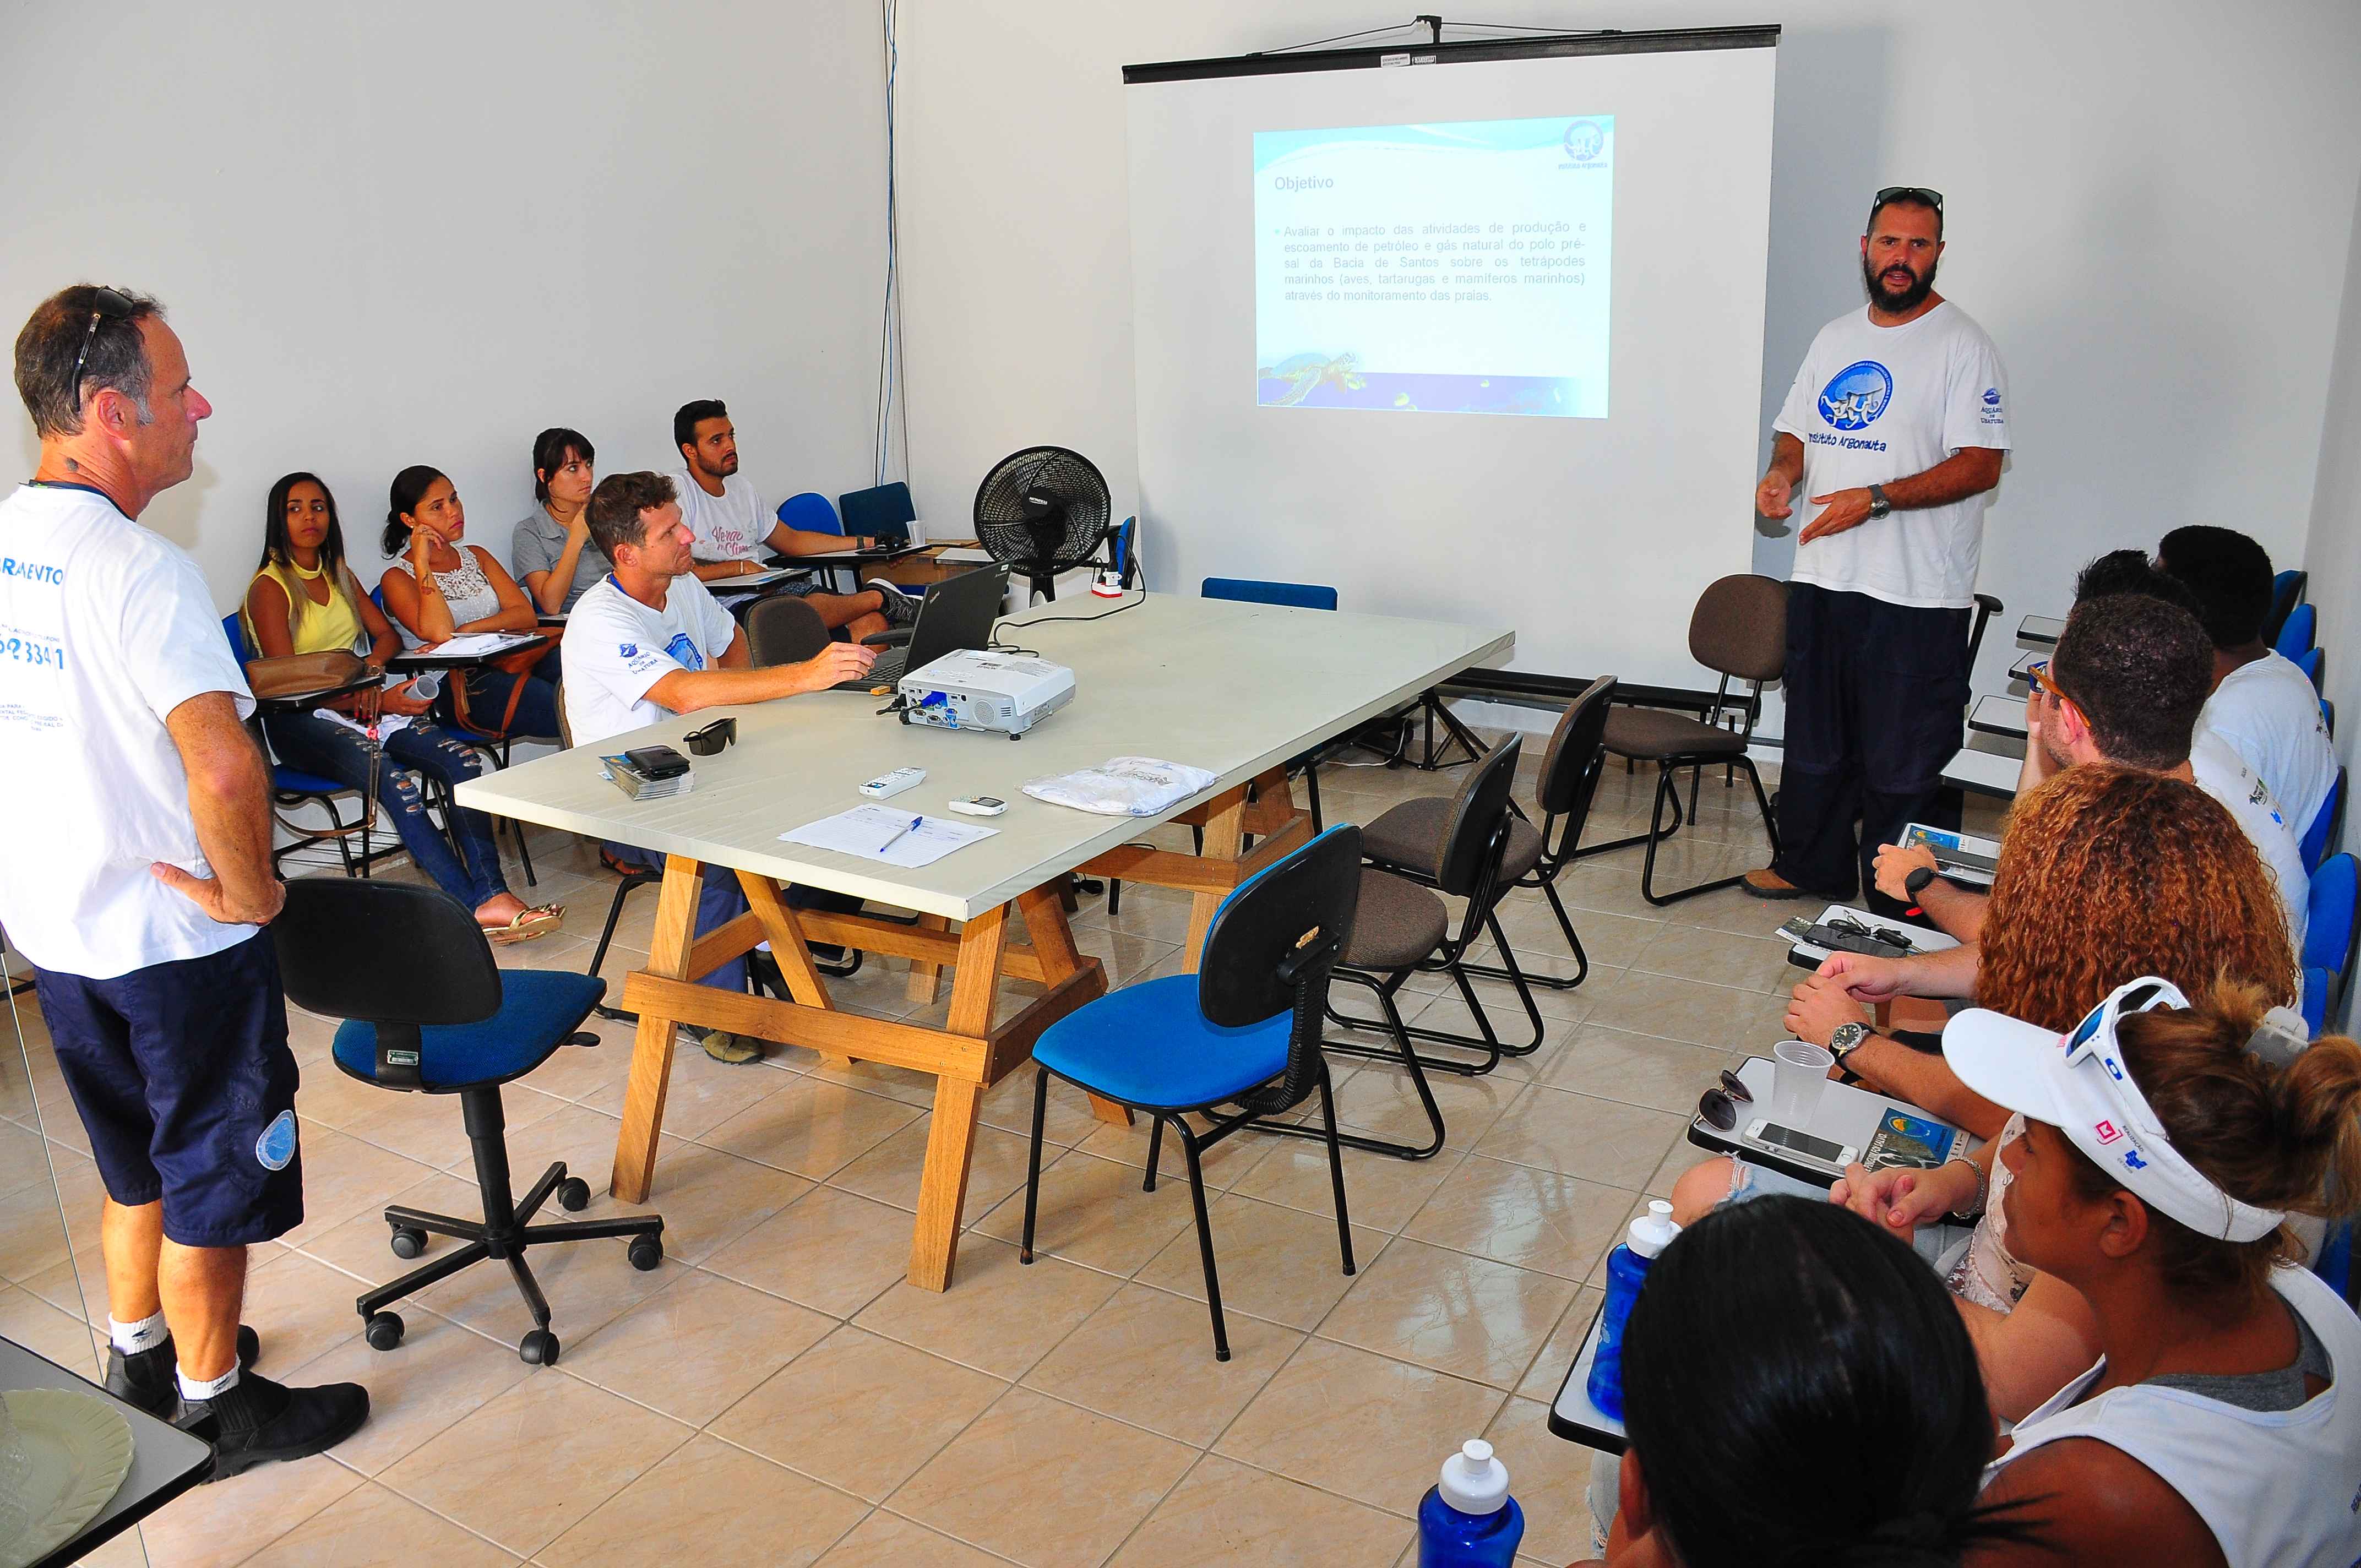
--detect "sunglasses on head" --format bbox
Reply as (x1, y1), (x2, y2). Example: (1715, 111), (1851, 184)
(1874, 185), (1944, 210)
(684, 716), (737, 756)
(1698, 1069), (1753, 1132)
(68, 286), (138, 401)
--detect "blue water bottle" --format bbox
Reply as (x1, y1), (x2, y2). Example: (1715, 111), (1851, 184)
(1586, 1200), (1679, 1422)
(1417, 1439), (1524, 1568)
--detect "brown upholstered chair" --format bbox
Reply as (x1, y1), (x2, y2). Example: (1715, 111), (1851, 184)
(1359, 675), (1615, 991)
(1267, 737), (1536, 1161)
(1586, 575), (1784, 905)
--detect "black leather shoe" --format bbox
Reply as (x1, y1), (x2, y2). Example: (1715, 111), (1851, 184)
(178, 1371), (369, 1479)
(105, 1325), (261, 1420)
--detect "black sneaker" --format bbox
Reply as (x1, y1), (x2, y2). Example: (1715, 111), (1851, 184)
(178, 1371), (369, 1479)
(105, 1325), (261, 1421)
(863, 578), (924, 627)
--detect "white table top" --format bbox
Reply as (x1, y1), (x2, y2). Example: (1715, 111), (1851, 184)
(2017, 613), (2065, 646)
(455, 592), (1513, 919)
(1942, 722), (2023, 799)
(1968, 694), (2028, 738)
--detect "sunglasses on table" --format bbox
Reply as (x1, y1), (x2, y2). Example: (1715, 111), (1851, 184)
(69, 287), (138, 400)
(1697, 1069), (1753, 1131)
(1826, 914), (1915, 951)
(684, 716), (737, 756)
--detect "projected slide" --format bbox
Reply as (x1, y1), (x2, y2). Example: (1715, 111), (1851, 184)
(1254, 116), (1613, 417)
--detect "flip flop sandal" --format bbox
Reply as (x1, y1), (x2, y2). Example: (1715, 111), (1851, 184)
(483, 904), (564, 944)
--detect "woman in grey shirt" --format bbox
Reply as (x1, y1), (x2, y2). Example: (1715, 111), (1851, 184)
(512, 426), (605, 613)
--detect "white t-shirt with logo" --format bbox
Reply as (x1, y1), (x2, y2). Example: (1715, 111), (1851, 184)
(562, 573), (740, 747)
(2189, 731), (2309, 949)
(670, 470), (775, 565)
(2202, 651), (2335, 846)
(1775, 302), (2011, 609)
(0, 483), (259, 979)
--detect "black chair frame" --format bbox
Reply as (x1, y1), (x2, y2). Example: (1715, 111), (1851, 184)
(1575, 668), (1780, 905)
(1022, 831), (1361, 1360)
(1325, 738), (1545, 1088)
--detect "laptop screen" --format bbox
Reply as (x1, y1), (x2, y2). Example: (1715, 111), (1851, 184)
(902, 565), (1009, 669)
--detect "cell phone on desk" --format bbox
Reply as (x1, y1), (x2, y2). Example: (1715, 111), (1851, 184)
(623, 745), (690, 780)
(1742, 1120), (1857, 1176)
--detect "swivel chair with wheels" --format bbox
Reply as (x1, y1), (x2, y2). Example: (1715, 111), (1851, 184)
(271, 878), (665, 1367)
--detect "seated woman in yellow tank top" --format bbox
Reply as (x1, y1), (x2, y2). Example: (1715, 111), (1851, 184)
(242, 472), (558, 941)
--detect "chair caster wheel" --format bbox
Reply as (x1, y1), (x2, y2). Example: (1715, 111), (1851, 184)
(627, 1234), (663, 1272)
(389, 1226), (427, 1260)
(557, 1177), (591, 1212)
(365, 1311), (405, 1351)
(520, 1329), (560, 1365)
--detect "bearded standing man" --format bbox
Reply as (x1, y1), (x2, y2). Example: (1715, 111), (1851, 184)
(0, 286), (366, 1476)
(1743, 188), (2010, 911)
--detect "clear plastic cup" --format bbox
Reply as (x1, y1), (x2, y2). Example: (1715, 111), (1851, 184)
(1770, 1039), (1836, 1125)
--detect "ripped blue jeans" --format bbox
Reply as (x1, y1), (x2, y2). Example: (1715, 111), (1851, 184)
(264, 712), (514, 912)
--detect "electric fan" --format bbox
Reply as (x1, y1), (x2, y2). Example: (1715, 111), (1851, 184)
(972, 446), (1112, 601)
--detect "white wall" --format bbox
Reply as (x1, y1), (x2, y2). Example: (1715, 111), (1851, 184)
(2305, 175), (2361, 774)
(0, 2), (889, 613)
(897, 1), (2361, 705)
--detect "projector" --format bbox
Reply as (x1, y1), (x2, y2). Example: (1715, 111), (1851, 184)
(897, 649), (1075, 738)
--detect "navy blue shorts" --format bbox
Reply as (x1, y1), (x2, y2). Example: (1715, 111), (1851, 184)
(32, 932), (303, 1248)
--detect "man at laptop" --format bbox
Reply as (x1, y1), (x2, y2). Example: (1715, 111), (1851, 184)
(567, 471), (875, 1062)
(668, 397), (917, 641)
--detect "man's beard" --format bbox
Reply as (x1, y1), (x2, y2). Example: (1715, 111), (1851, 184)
(1862, 253), (1936, 314)
(696, 452), (738, 481)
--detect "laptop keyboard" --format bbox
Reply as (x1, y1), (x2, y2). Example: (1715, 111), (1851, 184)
(836, 651), (906, 690)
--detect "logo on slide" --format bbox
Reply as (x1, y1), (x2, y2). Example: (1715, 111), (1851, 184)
(255, 1109), (297, 1172)
(1562, 121), (1605, 162)
(1817, 360), (1893, 431)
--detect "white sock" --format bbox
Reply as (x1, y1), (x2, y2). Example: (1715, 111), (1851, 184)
(108, 1310), (170, 1356)
(177, 1364), (239, 1403)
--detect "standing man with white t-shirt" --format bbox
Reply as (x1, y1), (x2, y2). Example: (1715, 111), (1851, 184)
(2156, 525), (2336, 846)
(1747, 188), (2010, 909)
(568, 471), (875, 1063)
(666, 398), (917, 641)
(0, 286), (366, 1477)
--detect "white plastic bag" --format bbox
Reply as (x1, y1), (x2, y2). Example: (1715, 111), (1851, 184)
(1022, 756), (1218, 817)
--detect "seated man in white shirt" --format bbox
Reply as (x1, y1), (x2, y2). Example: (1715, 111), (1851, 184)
(667, 399), (917, 641)
(567, 471), (876, 1061)
(1876, 587), (2308, 954)
(2157, 524), (2336, 848)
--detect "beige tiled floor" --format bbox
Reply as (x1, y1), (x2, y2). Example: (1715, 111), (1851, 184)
(0, 744), (1985, 1566)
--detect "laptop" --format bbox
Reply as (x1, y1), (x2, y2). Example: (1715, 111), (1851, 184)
(835, 565), (1008, 691)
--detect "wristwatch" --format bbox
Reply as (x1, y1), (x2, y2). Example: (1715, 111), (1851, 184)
(1866, 483), (1892, 520)
(1829, 1021), (1872, 1063)
(1903, 865), (1938, 899)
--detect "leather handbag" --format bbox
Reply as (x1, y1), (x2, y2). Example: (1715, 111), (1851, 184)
(243, 649), (371, 703)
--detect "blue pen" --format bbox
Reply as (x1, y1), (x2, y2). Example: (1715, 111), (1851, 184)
(878, 814), (923, 854)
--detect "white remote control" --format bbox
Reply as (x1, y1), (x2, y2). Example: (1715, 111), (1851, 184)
(859, 766), (927, 800)
(946, 795), (1007, 816)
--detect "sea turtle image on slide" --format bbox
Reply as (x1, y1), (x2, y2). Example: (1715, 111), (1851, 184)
(1257, 351), (1366, 406)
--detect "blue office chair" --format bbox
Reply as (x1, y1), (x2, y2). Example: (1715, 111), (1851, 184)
(2278, 602), (2318, 659)
(2303, 767), (2346, 873)
(1201, 577), (1341, 830)
(2318, 1219), (2354, 1307)
(2306, 853), (2358, 1020)
(776, 491), (843, 537)
(838, 481), (916, 543)
(2264, 569), (2308, 650)
(2325, 698), (2338, 741)
(2300, 645), (2326, 693)
(272, 878), (663, 1367)
(1106, 518), (1138, 586)
(222, 613), (407, 878)
(1022, 826), (1363, 1360)
(2303, 966), (2331, 1037)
